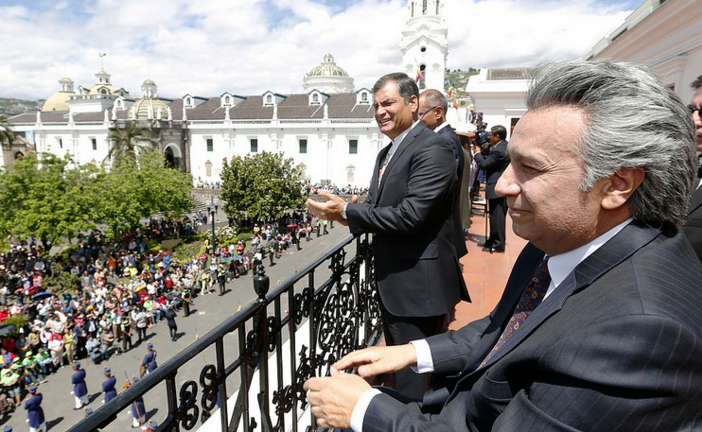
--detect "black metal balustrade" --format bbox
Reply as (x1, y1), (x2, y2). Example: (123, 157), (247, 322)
(67, 233), (380, 432)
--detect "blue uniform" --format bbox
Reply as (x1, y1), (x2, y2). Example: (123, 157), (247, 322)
(24, 393), (45, 428)
(102, 376), (117, 403)
(72, 369), (88, 397)
(131, 396), (146, 421)
(143, 350), (157, 373)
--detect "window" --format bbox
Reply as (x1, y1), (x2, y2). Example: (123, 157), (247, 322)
(436, 0), (440, 14)
(299, 139), (307, 154)
(422, 0), (427, 14)
(224, 96), (230, 104)
(267, 95), (273, 104)
(58, 138), (63, 149)
(361, 92), (368, 102)
(313, 94), (319, 103)
(206, 138), (213, 152)
(91, 138), (97, 150)
(349, 139), (358, 154)
(250, 138), (258, 153)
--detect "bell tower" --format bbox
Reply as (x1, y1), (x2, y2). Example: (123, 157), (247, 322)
(400, 0), (449, 92)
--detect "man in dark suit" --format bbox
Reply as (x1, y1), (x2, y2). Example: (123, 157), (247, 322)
(305, 60), (702, 431)
(307, 73), (468, 400)
(682, 74), (702, 261)
(418, 89), (468, 258)
(474, 126), (510, 252)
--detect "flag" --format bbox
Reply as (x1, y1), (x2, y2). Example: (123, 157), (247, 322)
(415, 67), (424, 86)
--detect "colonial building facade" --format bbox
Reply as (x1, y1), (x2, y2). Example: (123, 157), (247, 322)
(5, 0), (479, 185)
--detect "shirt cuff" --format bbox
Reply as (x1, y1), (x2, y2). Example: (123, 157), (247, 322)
(350, 388), (382, 432)
(342, 202), (349, 220)
(410, 339), (434, 374)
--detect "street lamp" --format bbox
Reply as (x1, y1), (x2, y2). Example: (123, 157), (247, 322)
(207, 196), (219, 265)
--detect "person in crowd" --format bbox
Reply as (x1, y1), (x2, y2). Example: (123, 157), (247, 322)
(102, 367), (117, 404)
(71, 361), (89, 410)
(24, 384), (46, 432)
(305, 60), (702, 432)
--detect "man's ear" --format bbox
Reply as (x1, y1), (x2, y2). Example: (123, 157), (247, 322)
(409, 95), (419, 113)
(601, 167), (645, 210)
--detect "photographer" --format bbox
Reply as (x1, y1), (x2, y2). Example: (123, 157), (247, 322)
(474, 125), (510, 253)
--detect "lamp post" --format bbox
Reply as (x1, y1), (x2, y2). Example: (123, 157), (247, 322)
(207, 196), (219, 265)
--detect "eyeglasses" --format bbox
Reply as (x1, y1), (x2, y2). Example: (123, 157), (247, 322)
(419, 106), (438, 117)
(688, 105), (702, 116)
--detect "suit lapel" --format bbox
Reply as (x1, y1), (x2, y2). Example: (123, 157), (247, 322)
(376, 122), (425, 199)
(476, 221), (660, 370)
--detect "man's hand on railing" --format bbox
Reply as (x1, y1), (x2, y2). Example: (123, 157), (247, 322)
(304, 367), (370, 430)
(333, 344), (418, 379)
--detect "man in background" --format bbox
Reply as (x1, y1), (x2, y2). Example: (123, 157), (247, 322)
(683, 74), (702, 261)
(475, 125), (510, 253)
(418, 89), (468, 259)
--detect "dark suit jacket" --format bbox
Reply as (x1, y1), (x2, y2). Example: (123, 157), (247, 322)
(474, 140), (509, 200)
(346, 122), (469, 318)
(363, 221), (702, 431)
(437, 124), (468, 258)
(682, 185), (702, 262)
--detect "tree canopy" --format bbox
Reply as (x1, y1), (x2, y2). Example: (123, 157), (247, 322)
(0, 116), (15, 148)
(107, 121), (159, 164)
(0, 153), (99, 250)
(220, 151), (306, 223)
(0, 151), (193, 248)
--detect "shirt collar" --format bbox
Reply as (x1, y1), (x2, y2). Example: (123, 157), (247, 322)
(391, 119), (421, 148)
(547, 218), (633, 293)
(435, 121), (452, 133)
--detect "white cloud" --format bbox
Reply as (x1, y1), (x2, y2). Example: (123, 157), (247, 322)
(0, 0), (636, 101)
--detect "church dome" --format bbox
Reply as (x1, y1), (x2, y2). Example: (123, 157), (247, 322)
(42, 77), (75, 112)
(127, 79), (169, 120)
(303, 54), (355, 94)
(127, 98), (170, 121)
(42, 92), (71, 112)
(307, 54), (350, 77)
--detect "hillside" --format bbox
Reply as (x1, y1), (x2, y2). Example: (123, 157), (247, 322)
(0, 97), (41, 117)
(445, 68), (479, 106)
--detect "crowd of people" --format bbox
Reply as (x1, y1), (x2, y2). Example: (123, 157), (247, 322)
(0, 207), (338, 428)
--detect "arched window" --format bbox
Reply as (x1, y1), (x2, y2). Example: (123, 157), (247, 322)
(436, 0), (440, 14)
(361, 92), (368, 102)
(185, 97), (192, 106)
(101, 89), (107, 95)
(313, 93), (319, 103)
(224, 96), (230, 104)
(422, 0), (427, 14)
(267, 95), (273, 104)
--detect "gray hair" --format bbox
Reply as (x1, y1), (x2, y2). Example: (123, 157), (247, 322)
(373, 72), (419, 106)
(527, 60), (696, 229)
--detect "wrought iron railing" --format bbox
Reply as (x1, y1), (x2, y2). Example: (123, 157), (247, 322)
(67, 233), (380, 432)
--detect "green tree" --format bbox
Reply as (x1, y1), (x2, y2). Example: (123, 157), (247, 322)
(0, 116), (15, 148)
(0, 152), (99, 249)
(220, 151), (306, 223)
(106, 121), (159, 164)
(96, 151), (192, 237)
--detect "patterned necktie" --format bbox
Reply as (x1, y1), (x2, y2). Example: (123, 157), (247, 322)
(479, 257), (551, 368)
(377, 146), (395, 187)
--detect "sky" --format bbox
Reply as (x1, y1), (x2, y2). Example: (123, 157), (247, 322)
(0, 0), (642, 101)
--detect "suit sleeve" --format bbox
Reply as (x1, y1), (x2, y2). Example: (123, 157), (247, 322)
(345, 135), (456, 235)
(474, 142), (509, 171)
